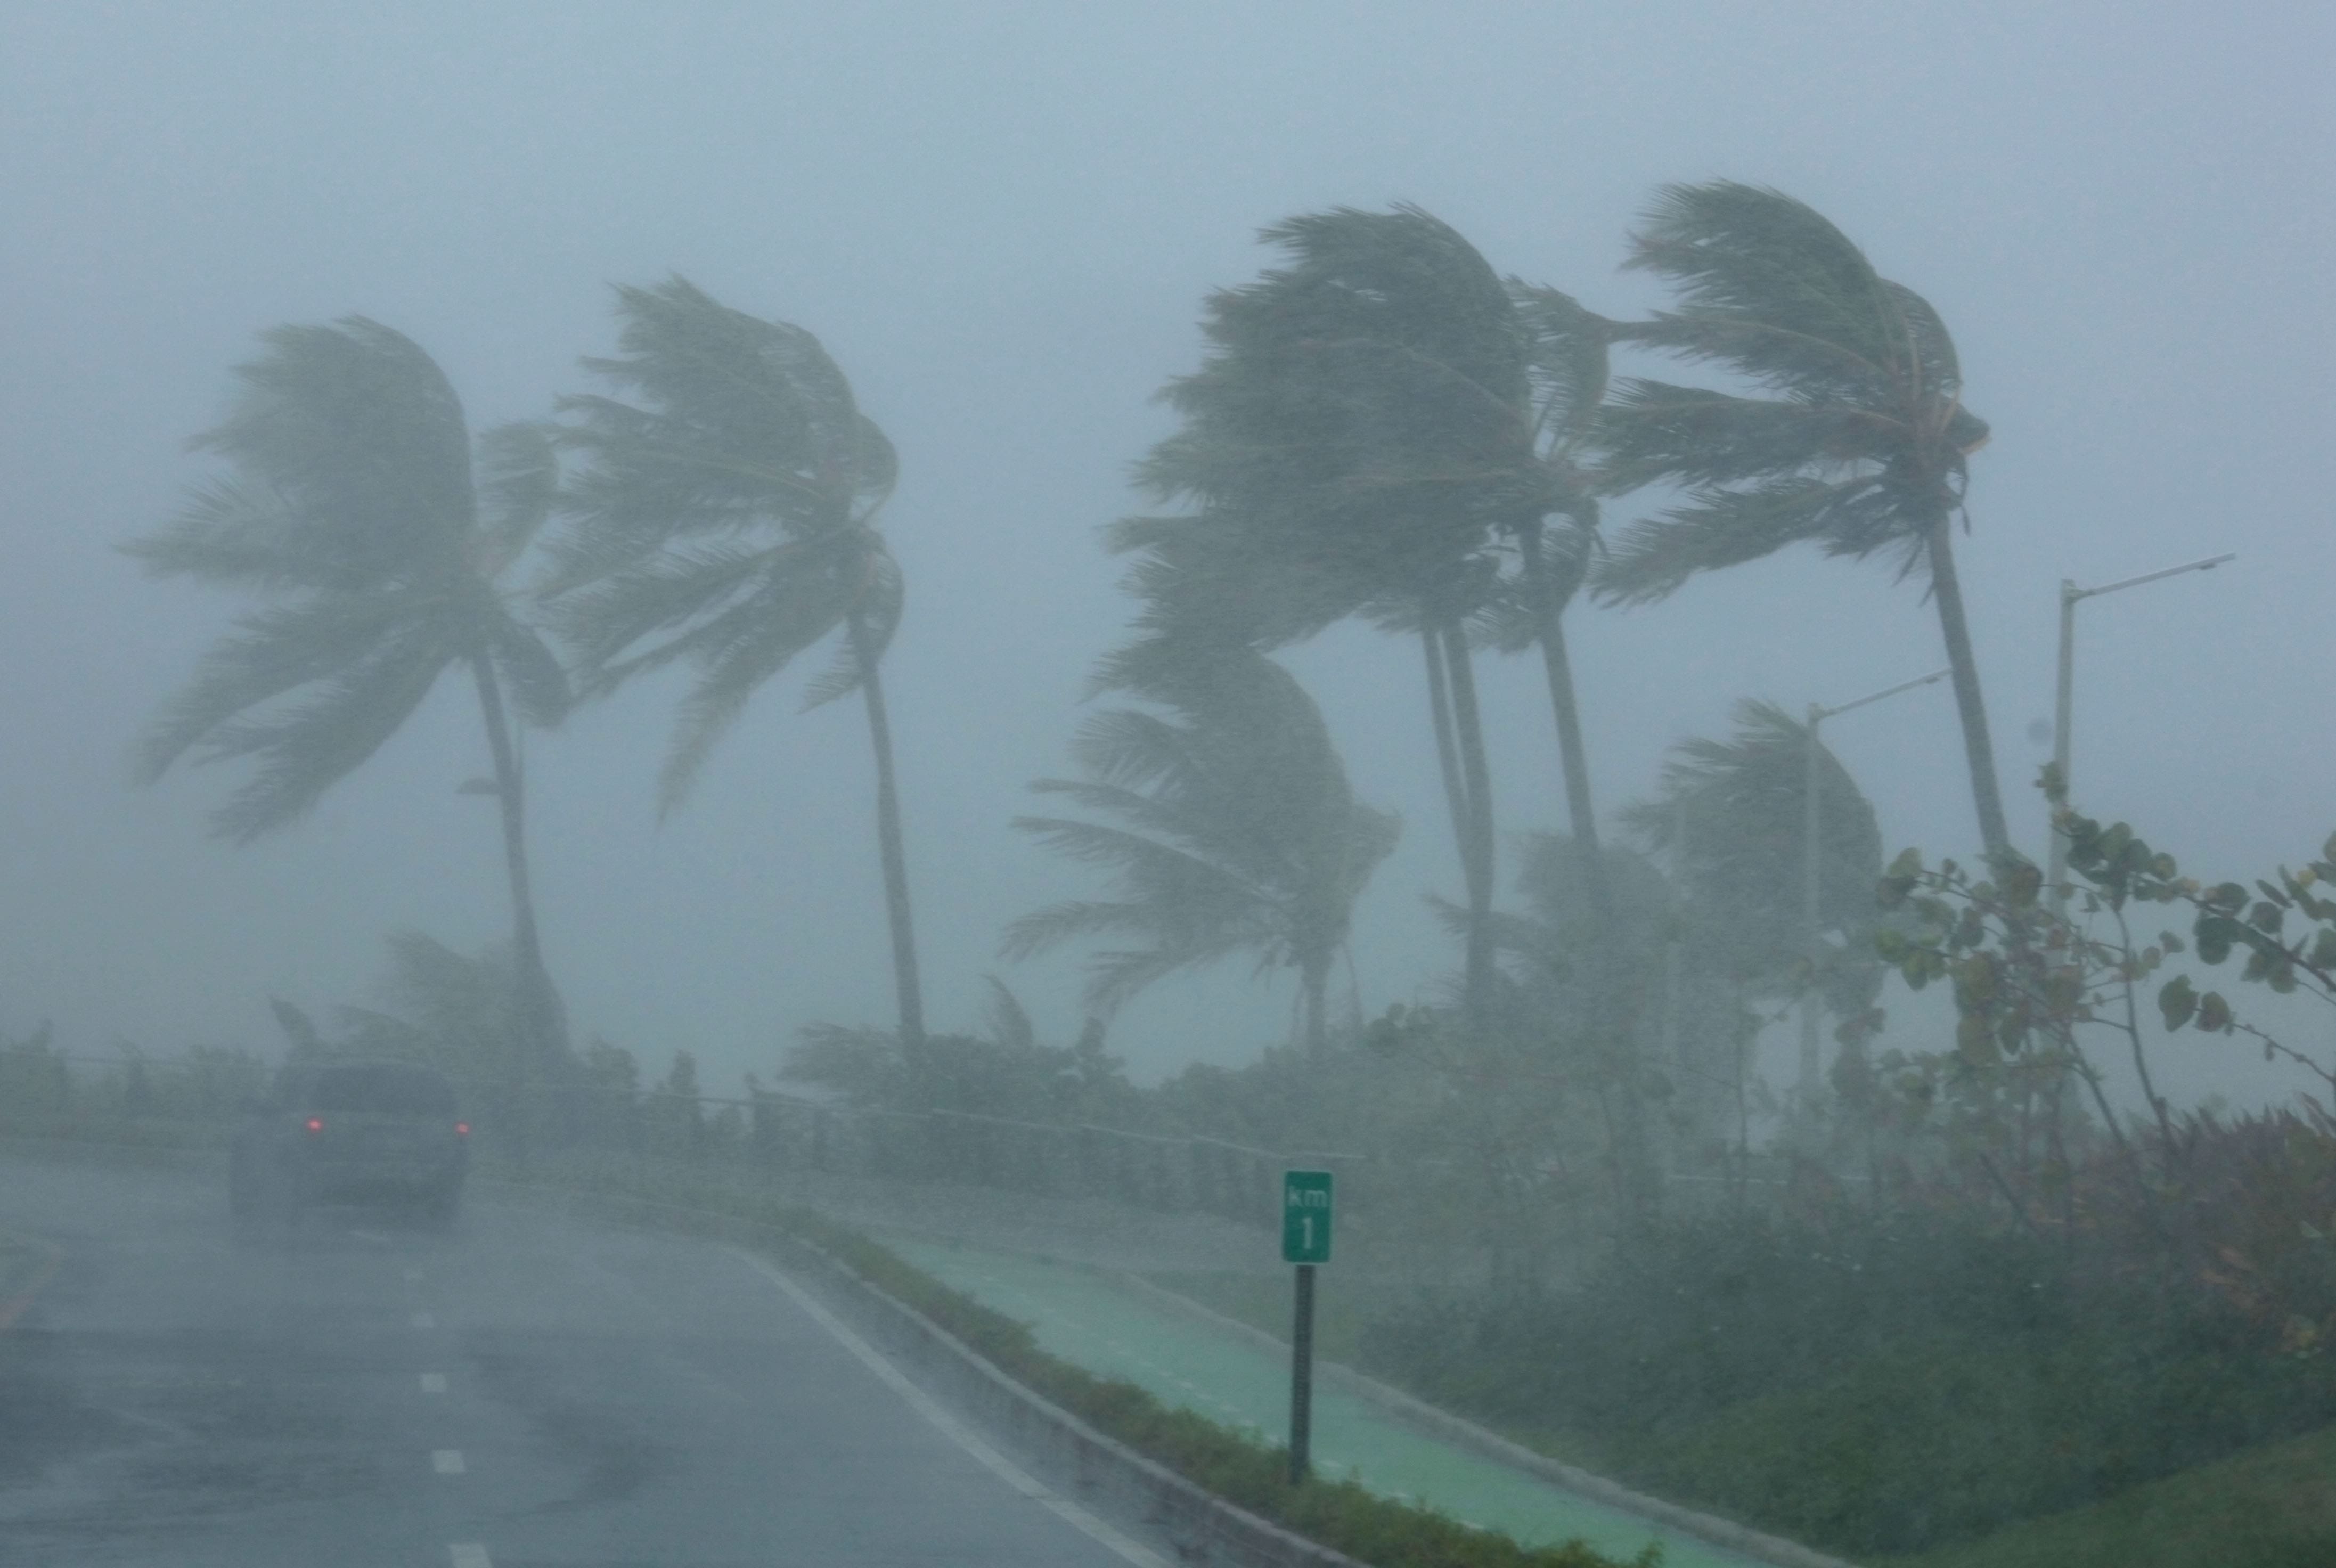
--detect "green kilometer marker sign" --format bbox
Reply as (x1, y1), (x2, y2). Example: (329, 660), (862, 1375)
(1282, 1169), (1332, 1483)
(1282, 1169), (1333, 1264)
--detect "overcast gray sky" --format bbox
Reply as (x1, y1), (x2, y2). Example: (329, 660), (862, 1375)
(3, 2), (2329, 1110)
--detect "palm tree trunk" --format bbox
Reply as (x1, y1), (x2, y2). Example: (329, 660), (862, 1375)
(1421, 627), (1477, 894)
(1441, 622), (1499, 1022)
(1300, 955), (1330, 1059)
(1925, 516), (2013, 862)
(847, 607), (927, 1061)
(468, 651), (565, 1060)
(1520, 524), (1606, 899)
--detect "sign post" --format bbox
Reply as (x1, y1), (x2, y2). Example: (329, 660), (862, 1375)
(1281, 1169), (1333, 1483)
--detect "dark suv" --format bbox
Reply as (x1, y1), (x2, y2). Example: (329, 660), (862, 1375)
(230, 1059), (469, 1224)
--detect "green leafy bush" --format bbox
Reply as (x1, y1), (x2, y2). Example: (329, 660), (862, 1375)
(1364, 1195), (2336, 1556)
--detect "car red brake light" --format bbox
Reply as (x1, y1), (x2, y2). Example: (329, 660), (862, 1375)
(304, 1116), (324, 1134)
(454, 1122), (470, 1137)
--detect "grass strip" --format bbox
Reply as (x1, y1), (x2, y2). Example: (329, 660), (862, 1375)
(1881, 1416), (2336, 1568)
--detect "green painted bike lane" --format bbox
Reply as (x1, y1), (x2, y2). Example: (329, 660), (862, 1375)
(886, 1236), (1762, 1568)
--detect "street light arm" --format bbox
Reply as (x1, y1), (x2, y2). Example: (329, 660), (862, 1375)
(1815, 667), (1952, 723)
(2073, 552), (2236, 601)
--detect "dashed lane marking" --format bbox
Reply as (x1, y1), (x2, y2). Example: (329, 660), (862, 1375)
(420, 1373), (447, 1393)
(432, 1449), (465, 1475)
(728, 1247), (1173, 1568)
(449, 1546), (491, 1568)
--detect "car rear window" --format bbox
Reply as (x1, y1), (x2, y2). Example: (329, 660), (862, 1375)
(305, 1065), (456, 1115)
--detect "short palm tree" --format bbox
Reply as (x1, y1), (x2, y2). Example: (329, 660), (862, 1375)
(129, 318), (570, 1061)
(1596, 182), (2010, 861)
(544, 277), (926, 1055)
(1120, 206), (1605, 1014)
(1003, 646), (1397, 1057)
(1621, 698), (1885, 1041)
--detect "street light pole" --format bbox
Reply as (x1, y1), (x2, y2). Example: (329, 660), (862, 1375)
(1800, 669), (1950, 1099)
(2047, 553), (2235, 916)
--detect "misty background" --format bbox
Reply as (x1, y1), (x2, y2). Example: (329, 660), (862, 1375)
(3, 1), (2327, 1110)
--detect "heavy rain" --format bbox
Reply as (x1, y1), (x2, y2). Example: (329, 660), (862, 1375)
(3, 5), (2333, 1566)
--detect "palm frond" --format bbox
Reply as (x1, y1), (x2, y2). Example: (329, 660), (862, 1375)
(135, 587), (435, 784)
(1508, 281), (1614, 450)
(201, 619), (455, 841)
(1593, 477), (1883, 605)
(652, 585), (838, 814)
(1000, 901), (1154, 961)
(124, 478), (323, 591)
(798, 545), (902, 711)
(185, 318), (475, 589)
(485, 612), (570, 730)
(981, 976), (1038, 1051)
(1620, 182), (1901, 390)
(475, 422), (560, 575)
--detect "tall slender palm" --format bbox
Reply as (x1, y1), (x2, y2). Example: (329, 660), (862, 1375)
(1003, 646), (1398, 1057)
(1595, 182), (2009, 860)
(1498, 282), (1618, 890)
(543, 277), (926, 1055)
(129, 318), (570, 1063)
(1118, 206), (1599, 1017)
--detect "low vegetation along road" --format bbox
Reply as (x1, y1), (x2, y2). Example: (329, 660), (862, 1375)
(0, 1154), (1173, 1567)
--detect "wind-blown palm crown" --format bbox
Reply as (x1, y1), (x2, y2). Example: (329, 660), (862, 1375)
(546, 276), (903, 807)
(1114, 206), (1616, 1020)
(545, 276), (927, 1051)
(130, 320), (566, 837)
(1004, 646), (1398, 1056)
(128, 319), (569, 1060)
(1595, 181), (2010, 857)
(1621, 698), (1884, 1014)
(1124, 205), (1543, 635)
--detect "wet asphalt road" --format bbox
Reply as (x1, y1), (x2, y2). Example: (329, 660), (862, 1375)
(0, 1156), (1164, 1567)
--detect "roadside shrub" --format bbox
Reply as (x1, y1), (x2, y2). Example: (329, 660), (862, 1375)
(1363, 1186), (2336, 1556)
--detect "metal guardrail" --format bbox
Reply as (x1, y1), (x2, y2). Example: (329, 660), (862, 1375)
(0, 1049), (1376, 1230)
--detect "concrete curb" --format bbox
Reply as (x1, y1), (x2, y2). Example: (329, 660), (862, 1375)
(1110, 1272), (1861, 1568)
(494, 1181), (1374, 1568)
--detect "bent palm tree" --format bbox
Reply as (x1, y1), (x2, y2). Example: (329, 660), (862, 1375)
(1621, 699), (1885, 1017)
(1004, 648), (1397, 1057)
(1595, 182), (2008, 860)
(129, 318), (570, 1062)
(1119, 207), (1600, 1016)
(544, 277), (926, 1054)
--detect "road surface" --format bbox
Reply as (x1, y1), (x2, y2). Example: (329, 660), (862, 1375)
(0, 1154), (1172, 1567)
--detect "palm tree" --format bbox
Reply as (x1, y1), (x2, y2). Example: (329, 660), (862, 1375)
(129, 318), (570, 1062)
(1621, 699), (1886, 1056)
(1497, 282), (1619, 894)
(1118, 206), (1604, 1016)
(1003, 646), (1398, 1057)
(1595, 182), (2009, 860)
(543, 277), (927, 1056)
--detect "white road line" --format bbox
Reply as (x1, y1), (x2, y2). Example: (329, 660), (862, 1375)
(350, 1228), (391, 1246)
(432, 1449), (465, 1475)
(410, 1310), (436, 1329)
(420, 1373), (447, 1394)
(449, 1546), (491, 1568)
(728, 1247), (1172, 1568)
